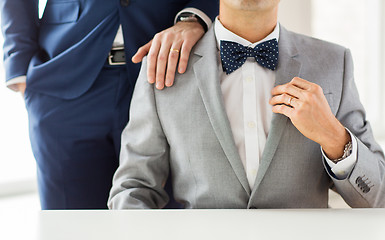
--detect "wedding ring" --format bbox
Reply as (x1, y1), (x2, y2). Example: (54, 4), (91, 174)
(288, 97), (293, 105)
(170, 48), (180, 53)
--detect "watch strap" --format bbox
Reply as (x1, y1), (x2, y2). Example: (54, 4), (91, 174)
(332, 141), (353, 163)
(176, 12), (208, 32)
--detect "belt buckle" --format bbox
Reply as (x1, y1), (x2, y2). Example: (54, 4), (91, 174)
(108, 46), (126, 65)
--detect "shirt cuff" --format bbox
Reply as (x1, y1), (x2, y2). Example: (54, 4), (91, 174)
(6, 76), (27, 92)
(321, 128), (358, 179)
(174, 7), (212, 30)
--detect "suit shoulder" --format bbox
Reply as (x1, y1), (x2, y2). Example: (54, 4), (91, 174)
(283, 29), (349, 71)
(287, 30), (347, 56)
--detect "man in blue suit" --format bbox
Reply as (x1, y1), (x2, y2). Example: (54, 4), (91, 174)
(0, 0), (218, 209)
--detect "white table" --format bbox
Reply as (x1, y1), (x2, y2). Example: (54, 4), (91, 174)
(4, 209), (385, 240)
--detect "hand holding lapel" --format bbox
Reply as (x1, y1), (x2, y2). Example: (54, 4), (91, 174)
(270, 77), (350, 159)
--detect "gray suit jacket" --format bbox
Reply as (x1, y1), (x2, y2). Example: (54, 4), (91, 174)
(108, 25), (385, 209)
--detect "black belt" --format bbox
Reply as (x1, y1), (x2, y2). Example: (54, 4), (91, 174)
(108, 47), (126, 65)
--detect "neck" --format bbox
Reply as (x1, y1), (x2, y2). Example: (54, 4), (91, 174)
(219, 4), (278, 43)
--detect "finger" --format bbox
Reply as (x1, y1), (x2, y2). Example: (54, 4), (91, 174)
(272, 104), (294, 118)
(272, 83), (303, 99)
(147, 39), (161, 84)
(178, 39), (193, 74)
(290, 77), (312, 90)
(155, 41), (173, 90)
(165, 42), (182, 87)
(132, 40), (152, 63)
(270, 94), (298, 107)
(19, 85), (26, 98)
(288, 97), (298, 108)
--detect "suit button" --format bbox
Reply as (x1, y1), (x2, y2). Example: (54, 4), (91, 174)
(356, 176), (363, 184)
(120, 0), (130, 7)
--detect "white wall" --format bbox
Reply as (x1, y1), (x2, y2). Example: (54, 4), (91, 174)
(278, 0), (312, 36)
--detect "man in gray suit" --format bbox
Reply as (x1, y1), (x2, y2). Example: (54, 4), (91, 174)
(108, 0), (385, 208)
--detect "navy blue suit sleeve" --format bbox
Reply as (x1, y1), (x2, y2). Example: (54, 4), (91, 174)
(0, 0), (39, 82)
(185, 0), (219, 21)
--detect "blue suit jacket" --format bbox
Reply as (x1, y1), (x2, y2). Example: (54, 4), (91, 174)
(1, 0), (218, 99)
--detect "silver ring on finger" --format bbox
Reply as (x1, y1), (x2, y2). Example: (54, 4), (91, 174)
(288, 96), (293, 106)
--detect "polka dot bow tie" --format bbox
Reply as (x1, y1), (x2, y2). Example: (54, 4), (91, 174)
(220, 39), (279, 75)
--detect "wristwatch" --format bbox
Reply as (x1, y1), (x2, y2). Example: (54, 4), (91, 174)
(176, 12), (208, 32)
(332, 141), (353, 163)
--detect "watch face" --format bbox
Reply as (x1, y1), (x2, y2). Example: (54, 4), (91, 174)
(180, 16), (198, 22)
(179, 13), (198, 22)
(178, 12), (198, 22)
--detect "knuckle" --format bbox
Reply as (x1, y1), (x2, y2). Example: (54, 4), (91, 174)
(297, 100), (305, 108)
(296, 102), (304, 111)
(166, 68), (175, 76)
(299, 103), (309, 114)
(138, 46), (145, 52)
(283, 85), (290, 92)
(148, 52), (157, 60)
(153, 33), (162, 41)
(310, 92), (318, 102)
(309, 83), (320, 91)
(163, 34), (173, 42)
(180, 52), (190, 60)
(147, 69), (155, 77)
(303, 91), (313, 100)
(156, 74), (165, 81)
(156, 69), (165, 76)
(315, 85), (323, 94)
(169, 53), (179, 60)
(152, 36), (159, 43)
(167, 64), (176, 72)
(158, 55), (167, 62)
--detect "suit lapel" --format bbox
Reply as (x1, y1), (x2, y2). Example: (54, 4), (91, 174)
(249, 26), (302, 201)
(193, 28), (251, 196)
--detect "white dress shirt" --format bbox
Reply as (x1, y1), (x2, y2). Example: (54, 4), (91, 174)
(6, 8), (212, 89)
(214, 18), (357, 189)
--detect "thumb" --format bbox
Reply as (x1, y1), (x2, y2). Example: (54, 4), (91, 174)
(132, 40), (152, 63)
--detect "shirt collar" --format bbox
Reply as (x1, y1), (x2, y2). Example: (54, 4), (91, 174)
(214, 17), (280, 49)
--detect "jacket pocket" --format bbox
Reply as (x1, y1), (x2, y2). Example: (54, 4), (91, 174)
(42, 1), (80, 24)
